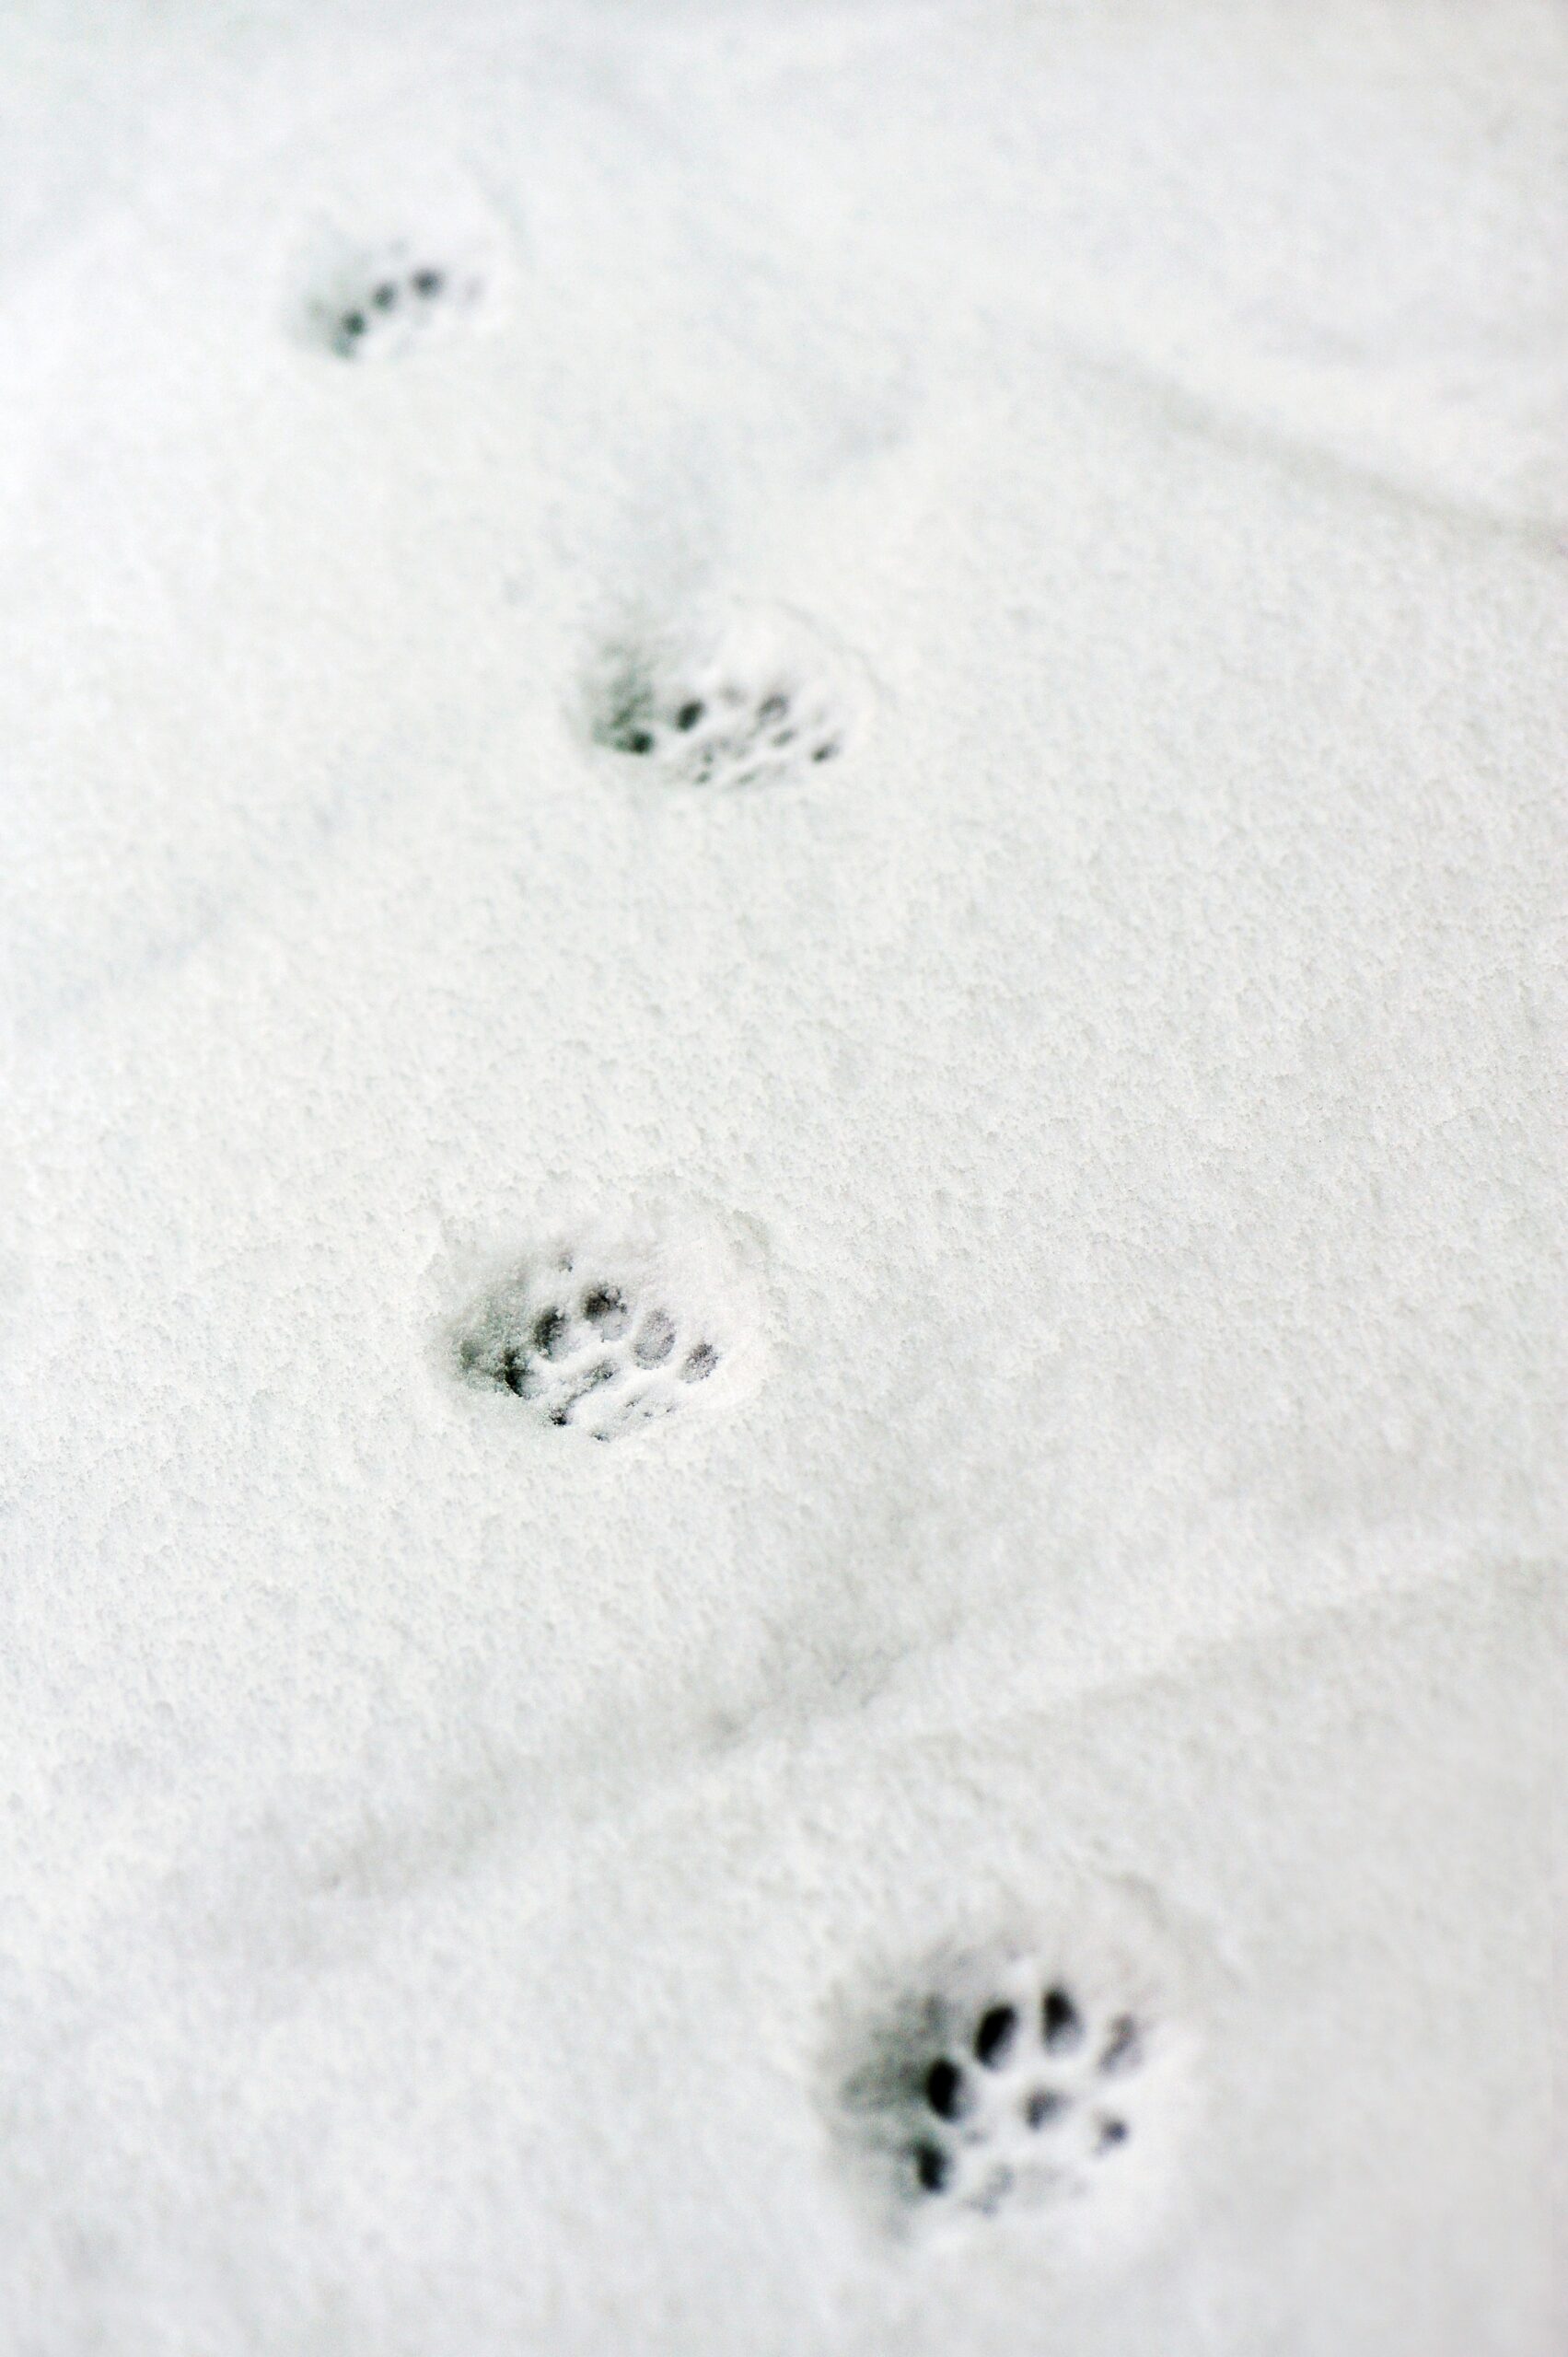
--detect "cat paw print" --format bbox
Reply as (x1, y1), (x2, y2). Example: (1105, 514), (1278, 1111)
(846, 1939), (1191, 2237)
(588, 604), (870, 793)
(453, 1225), (763, 1442)
(305, 237), (493, 362)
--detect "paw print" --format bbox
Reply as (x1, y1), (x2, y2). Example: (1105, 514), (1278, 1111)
(854, 1954), (1173, 2225)
(454, 1235), (755, 1442)
(307, 238), (490, 362)
(589, 605), (868, 793)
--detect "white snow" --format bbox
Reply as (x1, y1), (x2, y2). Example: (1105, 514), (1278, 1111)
(1, 3), (1563, 2351)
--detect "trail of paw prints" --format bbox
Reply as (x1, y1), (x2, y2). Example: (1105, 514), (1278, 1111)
(453, 1229), (761, 1443)
(304, 237), (494, 362)
(588, 604), (870, 794)
(845, 1940), (1191, 2237)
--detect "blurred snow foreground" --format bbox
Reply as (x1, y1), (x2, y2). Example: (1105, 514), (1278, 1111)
(0, 3), (1562, 2352)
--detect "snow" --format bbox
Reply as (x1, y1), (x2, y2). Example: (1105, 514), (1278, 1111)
(1, 3), (1563, 2350)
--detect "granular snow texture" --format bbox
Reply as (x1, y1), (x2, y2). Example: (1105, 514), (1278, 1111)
(1, 3), (1563, 2352)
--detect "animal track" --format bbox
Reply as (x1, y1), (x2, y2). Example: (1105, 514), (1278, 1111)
(590, 606), (867, 793)
(850, 1946), (1179, 2228)
(306, 238), (491, 361)
(453, 1229), (761, 1442)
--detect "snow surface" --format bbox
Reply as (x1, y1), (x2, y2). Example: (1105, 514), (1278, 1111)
(1, 2), (1564, 2351)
